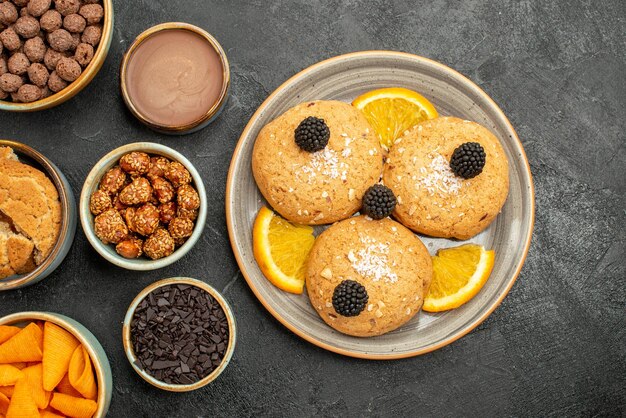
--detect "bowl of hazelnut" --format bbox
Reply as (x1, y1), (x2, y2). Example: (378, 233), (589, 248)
(0, 0), (113, 111)
(79, 143), (207, 270)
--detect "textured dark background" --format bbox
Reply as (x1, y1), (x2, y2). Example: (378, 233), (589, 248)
(1, 0), (625, 416)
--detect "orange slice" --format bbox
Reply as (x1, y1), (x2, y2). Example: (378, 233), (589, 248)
(252, 207), (315, 294)
(423, 244), (495, 312)
(352, 87), (438, 150)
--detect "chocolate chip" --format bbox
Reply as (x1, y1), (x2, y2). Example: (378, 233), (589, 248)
(130, 284), (230, 385)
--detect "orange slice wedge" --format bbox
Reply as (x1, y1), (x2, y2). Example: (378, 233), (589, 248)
(352, 87), (438, 150)
(252, 207), (315, 294)
(423, 244), (495, 312)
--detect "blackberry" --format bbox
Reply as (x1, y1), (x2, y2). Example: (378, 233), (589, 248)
(450, 142), (486, 179)
(362, 184), (396, 219)
(332, 280), (369, 317)
(294, 116), (330, 152)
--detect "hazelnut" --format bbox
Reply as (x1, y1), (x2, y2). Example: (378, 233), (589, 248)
(168, 217), (193, 240)
(158, 202), (176, 224)
(99, 166), (126, 195)
(27, 0), (51, 17)
(55, 56), (80, 81)
(116, 236), (143, 259)
(43, 48), (65, 70)
(62, 12), (84, 32)
(14, 15), (40, 38)
(27, 62), (48, 86)
(7, 52), (29, 75)
(73, 42), (92, 66)
(0, 27), (21, 51)
(119, 151), (150, 175)
(176, 207), (198, 222)
(0, 72), (23, 93)
(133, 203), (160, 236)
(118, 177), (152, 206)
(54, 0), (80, 16)
(80, 24), (100, 46)
(0, 3), (17, 26)
(39, 9), (61, 32)
(112, 194), (127, 214)
(89, 189), (111, 215)
(23, 36), (45, 62)
(48, 28), (73, 51)
(78, 3), (102, 24)
(143, 228), (175, 260)
(177, 184), (200, 211)
(46, 69), (66, 92)
(146, 156), (169, 179)
(94, 208), (128, 245)
(164, 161), (191, 188)
(152, 177), (175, 203)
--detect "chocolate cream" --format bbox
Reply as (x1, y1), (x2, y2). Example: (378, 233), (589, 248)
(125, 29), (224, 127)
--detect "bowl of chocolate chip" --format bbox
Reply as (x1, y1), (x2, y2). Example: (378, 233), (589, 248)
(79, 142), (207, 270)
(122, 277), (236, 391)
(0, 0), (114, 111)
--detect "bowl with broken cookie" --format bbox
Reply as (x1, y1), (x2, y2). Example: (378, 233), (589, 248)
(0, 140), (77, 291)
(79, 142), (207, 271)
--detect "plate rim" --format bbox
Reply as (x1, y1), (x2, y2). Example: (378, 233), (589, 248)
(226, 50), (535, 360)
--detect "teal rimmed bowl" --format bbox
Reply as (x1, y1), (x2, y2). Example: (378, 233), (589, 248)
(79, 142), (207, 271)
(0, 140), (77, 291)
(0, 311), (112, 417)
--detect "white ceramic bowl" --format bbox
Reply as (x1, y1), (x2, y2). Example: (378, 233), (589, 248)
(79, 142), (207, 270)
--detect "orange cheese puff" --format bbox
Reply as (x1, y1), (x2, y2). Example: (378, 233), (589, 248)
(0, 366), (23, 386)
(6, 377), (39, 418)
(0, 328), (20, 345)
(55, 375), (82, 398)
(0, 324), (43, 364)
(49, 393), (97, 418)
(22, 364), (51, 410)
(68, 346), (97, 400)
(0, 392), (8, 415)
(43, 323), (80, 392)
(0, 387), (13, 398)
(40, 408), (66, 418)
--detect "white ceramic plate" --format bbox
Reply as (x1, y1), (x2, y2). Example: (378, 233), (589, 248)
(226, 51), (534, 359)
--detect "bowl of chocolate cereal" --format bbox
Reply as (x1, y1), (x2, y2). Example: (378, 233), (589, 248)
(79, 142), (207, 271)
(0, 139), (77, 291)
(0, 0), (113, 111)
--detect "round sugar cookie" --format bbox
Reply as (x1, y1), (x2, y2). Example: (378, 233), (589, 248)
(383, 117), (509, 240)
(252, 100), (383, 225)
(306, 215), (432, 337)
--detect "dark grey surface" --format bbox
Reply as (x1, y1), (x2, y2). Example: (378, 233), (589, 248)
(1, 0), (624, 416)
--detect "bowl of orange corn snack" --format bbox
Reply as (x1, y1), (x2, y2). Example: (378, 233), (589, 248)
(0, 312), (112, 418)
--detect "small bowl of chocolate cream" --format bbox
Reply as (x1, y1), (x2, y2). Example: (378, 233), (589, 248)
(120, 23), (230, 134)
